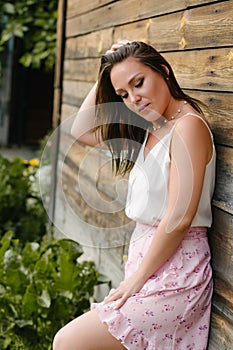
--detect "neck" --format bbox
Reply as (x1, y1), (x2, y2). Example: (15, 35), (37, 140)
(151, 100), (187, 132)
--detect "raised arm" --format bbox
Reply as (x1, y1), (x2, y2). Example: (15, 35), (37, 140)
(71, 40), (132, 147)
(70, 82), (102, 147)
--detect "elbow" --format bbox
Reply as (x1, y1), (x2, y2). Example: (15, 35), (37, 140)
(70, 123), (84, 142)
(164, 214), (193, 235)
(70, 123), (78, 139)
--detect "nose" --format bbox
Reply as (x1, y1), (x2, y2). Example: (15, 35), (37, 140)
(129, 92), (141, 104)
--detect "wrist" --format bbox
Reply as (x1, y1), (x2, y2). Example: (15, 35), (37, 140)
(136, 266), (151, 284)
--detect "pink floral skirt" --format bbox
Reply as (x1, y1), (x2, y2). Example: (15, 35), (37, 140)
(92, 223), (213, 350)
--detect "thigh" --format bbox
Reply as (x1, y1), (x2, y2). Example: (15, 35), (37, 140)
(53, 309), (126, 350)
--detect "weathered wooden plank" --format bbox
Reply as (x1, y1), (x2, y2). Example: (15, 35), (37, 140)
(60, 161), (133, 251)
(213, 145), (233, 214)
(210, 216), (233, 318)
(59, 131), (128, 206)
(61, 162), (127, 228)
(62, 81), (233, 146)
(187, 0), (225, 7)
(55, 162), (130, 287)
(63, 80), (94, 106)
(62, 83), (233, 148)
(60, 103), (78, 134)
(148, 11), (183, 51)
(113, 19), (149, 44)
(61, 103), (79, 122)
(164, 48), (233, 92)
(67, 0), (221, 20)
(60, 129), (233, 220)
(209, 311), (233, 350)
(66, 0), (187, 37)
(67, 0), (114, 18)
(212, 276), (233, 322)
(65, 28), (113, 59)
(149, 1), (233, 51)
(186, 90), (233, 147)
(63, 58), (100, 81)
(209, 206), (233, 284)
(66, 1), (232, 51)
(61, 103), (78, 119)
(183, 1), (233, 49)
(64, 47), (233, 91)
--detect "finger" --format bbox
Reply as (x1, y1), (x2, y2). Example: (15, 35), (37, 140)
(119, 39), (132, 45)
(106, 40), (132, 54)
(114, 294), (129, 309)
(105, 49), (114, 54)
(108, 288), (116, 296)
(104, 291), (122, 303)
(111, 41), (131, 49)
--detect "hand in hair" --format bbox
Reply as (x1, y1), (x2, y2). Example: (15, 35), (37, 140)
(105, 39), (132, 54)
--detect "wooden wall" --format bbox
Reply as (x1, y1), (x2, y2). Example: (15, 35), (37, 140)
(54, 0), (233, 348)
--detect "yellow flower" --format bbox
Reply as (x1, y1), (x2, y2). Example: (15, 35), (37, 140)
(23, 159), (29, 165)
(29, 158), (39, 166)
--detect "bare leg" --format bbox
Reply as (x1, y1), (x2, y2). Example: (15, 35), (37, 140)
(53, 308), (126, 350)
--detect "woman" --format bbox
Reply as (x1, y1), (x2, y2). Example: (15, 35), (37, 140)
(53, 41), (215, 350)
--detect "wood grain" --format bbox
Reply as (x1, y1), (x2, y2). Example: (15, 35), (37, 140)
(213, 145), (233, 214)
(65, 28), (113, 59)
(209, 311), (233, 349)
(209, 206), (233, 287)
(66, 0), (187, 37)
(164, 48), (233, 92)
(64, 58), (100, 81)
(187, 90), (233, 146)
(149, 2), (233, 51)
(63, 80), (94, 105)
(67, 0), (114, 18)
(63, 47), (233, 91)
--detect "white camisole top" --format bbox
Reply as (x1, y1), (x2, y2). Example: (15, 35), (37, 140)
(125, 113), (216, 227)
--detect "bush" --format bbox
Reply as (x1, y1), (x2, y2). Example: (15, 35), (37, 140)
(0, 0), (58, 71)
(0, 231), (104, 349)
(0, 155), (47, 243)
(0, 154), (107, 349)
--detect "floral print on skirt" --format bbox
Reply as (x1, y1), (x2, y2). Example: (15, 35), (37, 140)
(91, 223), (213, 350)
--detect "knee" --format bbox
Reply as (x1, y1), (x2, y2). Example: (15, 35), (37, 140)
(52, 328), (67, 350)
(53, 325), (85, 350)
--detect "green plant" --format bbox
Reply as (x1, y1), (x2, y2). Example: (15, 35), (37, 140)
(0, 155), (47, 243)
(0, 0), (58, 70)
(0, 231), (104, 349)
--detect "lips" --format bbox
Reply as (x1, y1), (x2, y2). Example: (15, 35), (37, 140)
(138, 103), (150, 113)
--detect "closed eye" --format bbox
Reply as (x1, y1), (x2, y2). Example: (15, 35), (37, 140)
(135, 78), (144, 88)
(121, 93), (128, 99)
(117, 78), (144, 99)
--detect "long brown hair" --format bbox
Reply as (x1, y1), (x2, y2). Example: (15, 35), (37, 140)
(95, 41), (205, 175)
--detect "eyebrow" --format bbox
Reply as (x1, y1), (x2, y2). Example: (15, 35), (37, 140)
(115, 73), (142, 93)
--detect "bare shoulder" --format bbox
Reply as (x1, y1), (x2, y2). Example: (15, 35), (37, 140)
(171, 113), (213, 163)
(173, 113), (212, 142)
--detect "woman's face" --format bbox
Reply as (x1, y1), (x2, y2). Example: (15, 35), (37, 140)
(110, 56), (172, 123)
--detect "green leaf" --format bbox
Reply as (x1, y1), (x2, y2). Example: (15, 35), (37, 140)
(22, 283), (37, 318)
(0, 202), (105, 349)
(0, 31), (13, 45)
(3, 3), (15, 14)
(15, 319), (33, 328)
(0, 283), (6, 294)
(57, 239), (83, 262)
(14, 27), (25, 38)
(38, 289), (51, 308)
(19, 52), (32, 67)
